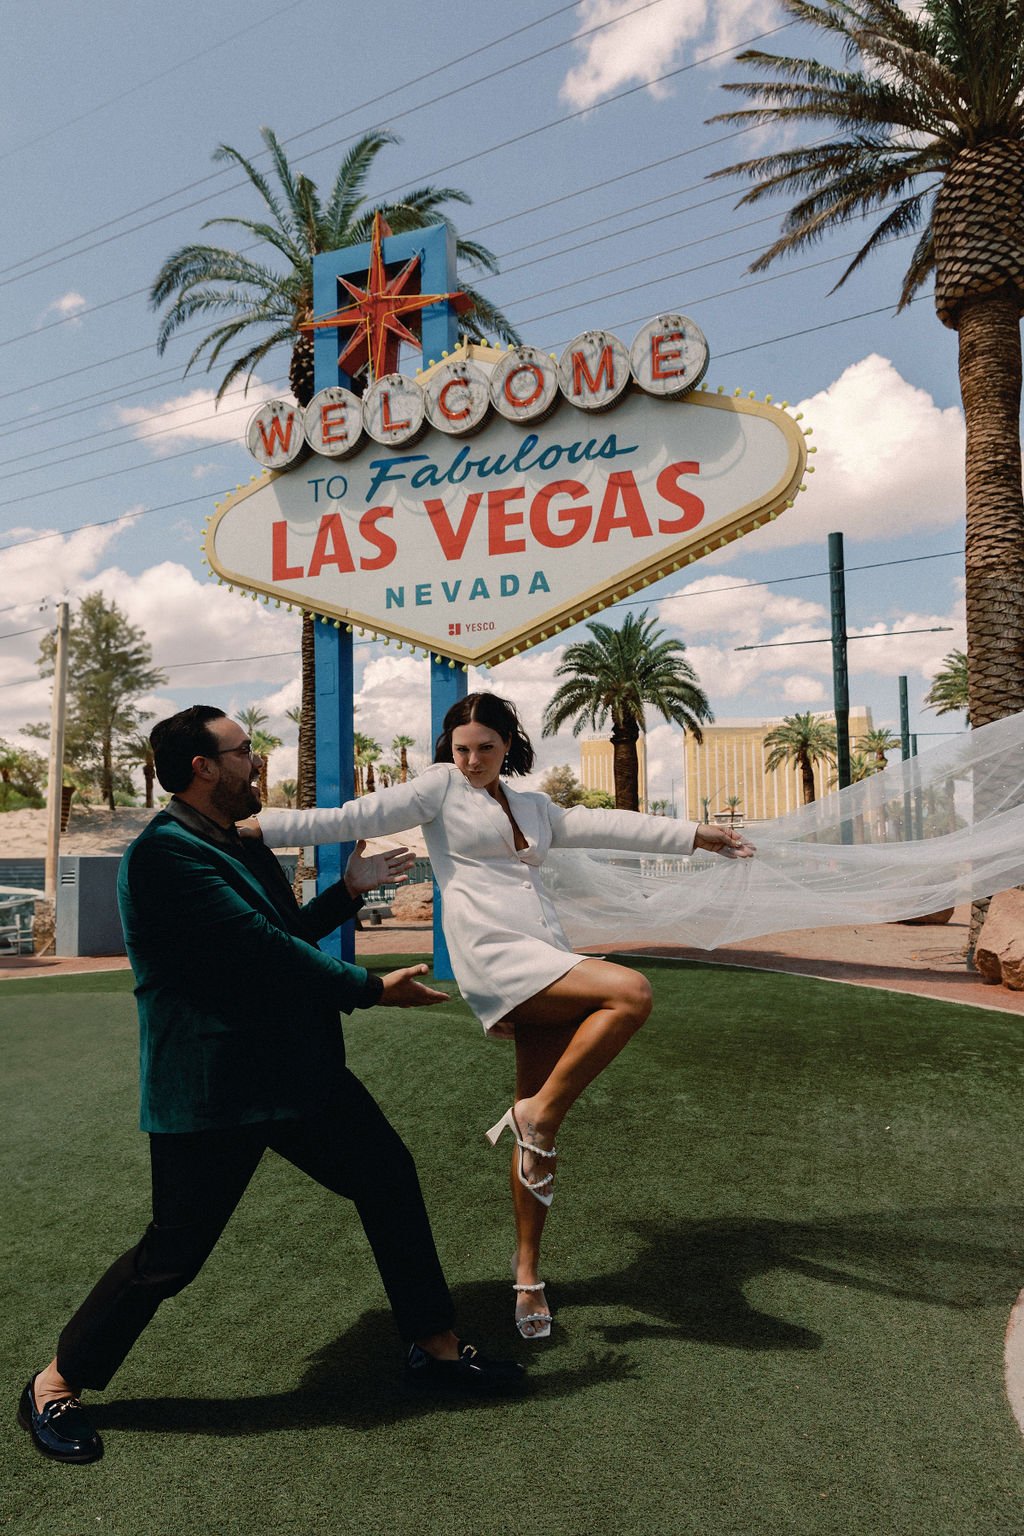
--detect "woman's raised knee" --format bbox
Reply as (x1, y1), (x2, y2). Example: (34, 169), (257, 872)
(612, 971), (653, 1026)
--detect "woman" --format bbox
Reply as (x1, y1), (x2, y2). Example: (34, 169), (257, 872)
(256, 692), (751, 1339)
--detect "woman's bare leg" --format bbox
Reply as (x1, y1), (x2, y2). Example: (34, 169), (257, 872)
(510, 1020), (575, 1334)
(497, 960), (653, 1332)
(504, 959), (653, 1158)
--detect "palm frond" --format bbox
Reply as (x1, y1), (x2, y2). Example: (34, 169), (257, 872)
(323, 130), (400, 241)
(211, 137), (294, 243)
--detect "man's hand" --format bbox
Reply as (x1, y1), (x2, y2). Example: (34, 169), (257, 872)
(344, 839), (417, 898)
(379, 963), (449, 1007)
(694, 824), (756, 859)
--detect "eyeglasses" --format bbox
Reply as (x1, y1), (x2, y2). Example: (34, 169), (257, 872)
(215, 740), (260, 761)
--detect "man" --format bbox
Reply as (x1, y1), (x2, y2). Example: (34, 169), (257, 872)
(20, 705), (521, 1465)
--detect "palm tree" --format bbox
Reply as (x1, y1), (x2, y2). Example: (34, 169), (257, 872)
(710, 0), (1024, 729)
(235, 707), (279, 802)
(858, 725), (901, 769)
(721, 793), (744, 826)
(353, 731), (382, 796)
(363, 739), (383, 794)
(925, 647), (970, 719)
(764, 713), (838, 805)
(284, 704), (313, 809)
(828, 750), (878, 787)
(236, 705), (268, 737)
(152, 127), (521, 810)
(251, 728), (282, 802)
(122, 733), (157, 808)
(392, 734), (415, 783)
(541, 610), (713, 811)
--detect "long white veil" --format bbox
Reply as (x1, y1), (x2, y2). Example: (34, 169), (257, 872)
(543, 710), (1024, 952)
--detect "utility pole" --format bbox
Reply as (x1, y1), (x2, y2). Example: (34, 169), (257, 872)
(828, 531), (851, 790)
(898, 676), (911, 759)
(898, 675), (913, 839)
(44, 601), (69, 901)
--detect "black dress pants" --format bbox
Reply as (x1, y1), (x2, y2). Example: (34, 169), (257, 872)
(57, 1070), (455, 1390)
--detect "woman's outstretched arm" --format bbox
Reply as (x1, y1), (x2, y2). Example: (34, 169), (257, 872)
(547, 802), (754, 858)
(253, 765), (451, 847)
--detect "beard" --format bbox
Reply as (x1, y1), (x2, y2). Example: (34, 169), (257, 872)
(211, 776), (261, 823)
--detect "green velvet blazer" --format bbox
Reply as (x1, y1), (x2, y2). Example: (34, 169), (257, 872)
(117, 811), (379, 1134)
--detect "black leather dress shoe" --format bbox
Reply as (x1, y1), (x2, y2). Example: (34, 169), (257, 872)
(405, 1340), (525, 1393)
(17, 1376), (103, 1464)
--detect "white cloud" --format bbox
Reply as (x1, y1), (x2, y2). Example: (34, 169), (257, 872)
(727, 354), (966, 556)
(90, 561), (300, 693)
(781, 672), (828, 704)
(652, 572), (964, 710)
(116, 377), (288, 455)
(560, 0), (777, 109)
(44, 291), (88, 326)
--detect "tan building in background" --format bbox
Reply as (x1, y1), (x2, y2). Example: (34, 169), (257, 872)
(681, 709), (874, 823)
(580, 736), (648, 809)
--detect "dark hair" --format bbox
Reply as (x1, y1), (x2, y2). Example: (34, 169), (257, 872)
(150, 705), (226, 792)
(433, 692), (535, 775)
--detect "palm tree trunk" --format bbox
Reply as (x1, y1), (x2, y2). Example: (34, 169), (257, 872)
(298, 615), (317, 808)
(958, 295), (1024, 956)
(143, 762), (154, 808)
(799, 749), (815, 805)
(103, 738), (115, 811)
(610, 719), (640, 811)
(959, 294), (1024, 727)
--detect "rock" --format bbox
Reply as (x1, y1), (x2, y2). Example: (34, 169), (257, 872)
(898, 908), (955, 926)
(975, 890), (1024, 989)
(390, 881), (433, 923)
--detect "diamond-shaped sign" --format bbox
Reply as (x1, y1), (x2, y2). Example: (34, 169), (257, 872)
(206, 383), (806, 665)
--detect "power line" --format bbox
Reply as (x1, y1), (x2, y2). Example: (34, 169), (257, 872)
(163, 648), (300, 670)
(734, 625), (954, 651)
(554, 290), (927, 366)
(0, 625), (50, 643)
(0, 0), (693, 293)
(619, 548), (966, 608)
(0, 0), (590, 277)
(0, 212), (799, 480)
(0, 493), (218, 554)
(0, 376), (288, 481)
(0, 0), (315, 167)
(0, 288), (933, 535)
(511, 228), (914, 330)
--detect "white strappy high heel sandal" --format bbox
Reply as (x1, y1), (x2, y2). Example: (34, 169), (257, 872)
(513, 1281), (552, 1340)
(485, 1107), (557, 1207)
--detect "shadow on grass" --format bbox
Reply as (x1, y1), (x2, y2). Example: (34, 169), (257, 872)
(580, 1207), (1024, 1346)
(85, 1204), (1024, 1439)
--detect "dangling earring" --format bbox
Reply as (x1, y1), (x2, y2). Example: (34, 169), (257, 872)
(502, 753), (510, 774)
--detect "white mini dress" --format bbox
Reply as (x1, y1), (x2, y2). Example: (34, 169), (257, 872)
(258, 763), (699, 1035)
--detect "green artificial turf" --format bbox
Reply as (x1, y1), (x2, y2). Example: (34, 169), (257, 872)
(3, 957), (1024, 1534)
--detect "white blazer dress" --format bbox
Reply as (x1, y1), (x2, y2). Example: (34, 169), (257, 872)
(258, 763), (700, 1036)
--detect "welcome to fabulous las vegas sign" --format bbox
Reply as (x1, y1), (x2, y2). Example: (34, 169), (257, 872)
(204, 313), (811, 667)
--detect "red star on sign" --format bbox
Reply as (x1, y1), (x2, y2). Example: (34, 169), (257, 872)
(300, 212), (474, 381)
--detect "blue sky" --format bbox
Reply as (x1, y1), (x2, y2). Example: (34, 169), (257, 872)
(0, 0), (972, 808)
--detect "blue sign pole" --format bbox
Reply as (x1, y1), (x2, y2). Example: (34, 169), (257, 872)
(310, 224), (466, 969)
(313, 619), (354, 961)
